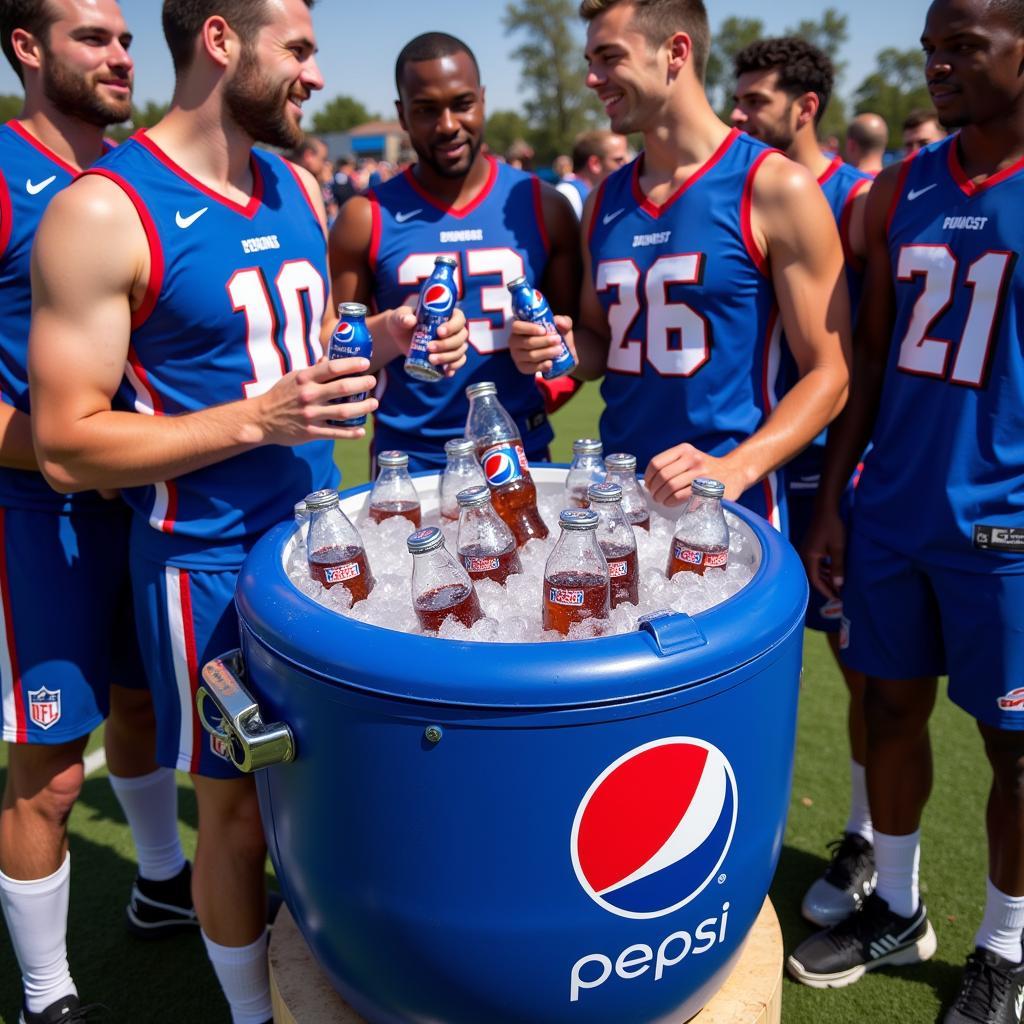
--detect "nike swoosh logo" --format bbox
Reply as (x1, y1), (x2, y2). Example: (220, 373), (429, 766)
(395, 209), (422, 223)
(603, 208), (625, 225)
(25, 176), (57, 196)
(175, 207), (209, 229)
(907, 184), (938, 201)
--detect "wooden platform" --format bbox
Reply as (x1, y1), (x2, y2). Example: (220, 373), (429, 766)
(270, 898), (783, 1024)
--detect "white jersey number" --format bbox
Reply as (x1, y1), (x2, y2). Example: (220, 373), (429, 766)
(896, 245), (1013, 387)
(596, 254), (709, 376)
(229, 259), (326, 399)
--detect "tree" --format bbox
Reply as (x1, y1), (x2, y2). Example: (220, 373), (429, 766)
(485, 110), (533, 159)
(0, 94), (21, 122)
(705, 16), (764, 115)
(132, 100), (169, 128)
(312, 94), (375, 135)
(503, 0), (602, 162)
(786, 9), (849, 81)
(853, 47), (931, 148)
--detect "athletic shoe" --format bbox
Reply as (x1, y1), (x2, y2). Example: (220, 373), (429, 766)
(801, 832), (876, 927)
(943, 947), (1024, 1023)
(19, 994), (106, 1023)
(125, 861), (198, 939)
(787, 891), (936, 988)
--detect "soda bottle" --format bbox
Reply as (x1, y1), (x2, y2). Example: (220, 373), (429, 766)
(464, 381), (548, 545)
(566, 438), (605, 507)
(326, 303), (373, 427)
(588, 482), (639, 608)
(506, 276), (577, 380)
(368, 451), (422, 528)
(604, 453), (651, 531)
(543, 509), (610, 635)
(305, 489), (375, 603)
(667, 477), (730, 578)
(455, 485), (522, 585)
(439, 438), (486, 522)
(405, 255), (458, 382)
(407, 526), (483, 631)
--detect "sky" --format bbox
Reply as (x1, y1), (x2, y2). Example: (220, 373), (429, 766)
(0, 1), (929, 121)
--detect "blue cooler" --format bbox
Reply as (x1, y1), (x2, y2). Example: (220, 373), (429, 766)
(198, 467), (807, 1024)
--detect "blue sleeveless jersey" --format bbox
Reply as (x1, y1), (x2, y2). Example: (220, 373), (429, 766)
(89, 132), (337, 568)
(0, 121), (104, 511)
(589, 129), (784, 528)
(368, 157), (552, 465)
(854, 135), (1024, 571)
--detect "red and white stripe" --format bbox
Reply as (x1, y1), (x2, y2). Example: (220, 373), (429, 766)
(0, 511), (25, 741)
(759, 311), (783, 532)
(164, 567), (201, 774)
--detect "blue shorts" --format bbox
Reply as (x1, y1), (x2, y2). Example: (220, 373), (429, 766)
(0, 503), (145, 745)
(130, 545), (243, 779)
(840, 527), (1024, 730)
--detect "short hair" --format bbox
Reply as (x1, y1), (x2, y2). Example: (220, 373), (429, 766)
(572, 129), (616, 172)
(733, 36), (834, 125)
(846, 112), (889, 152)
(902, 107), (940, 132)
(161, 0), (313, 74)
(394, 32), (480, 96)
(0, 0), (58, 83)
(579, 0), (710, 83)
(989, 0), (1024, 34)
(289, 136), (324, 161)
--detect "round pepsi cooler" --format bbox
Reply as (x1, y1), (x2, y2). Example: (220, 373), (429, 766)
(198, 467), (807, 1024)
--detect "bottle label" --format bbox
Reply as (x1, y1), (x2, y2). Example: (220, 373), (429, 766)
(465, 555), (500, 572)
(673, 544), (727, 569)
(549, 587), (584, 606)
(482, 443), (526, 486)
(608, 560), (628, 578)
(324, 562), (361, 584)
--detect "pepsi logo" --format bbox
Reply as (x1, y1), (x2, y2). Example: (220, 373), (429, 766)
(571, 738), (738, 919)
(423, 283), (453, 313)
(336, 322), (355, 342)
(533, 289), (544, 304)
(483, 449), (520, 486)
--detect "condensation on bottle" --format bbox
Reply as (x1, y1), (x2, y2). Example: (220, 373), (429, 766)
(566, 438), (605, 508)
(440, 438), (486, 523)
(455, 484), (522, 585)
(588, 482), (639, 608)
(369, 450), (422, 529)
(305, 488), (375, 603)
(407, 526), (483, 632)
(542, 508), (610, 636)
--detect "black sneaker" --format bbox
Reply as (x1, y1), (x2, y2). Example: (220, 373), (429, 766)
(19, 994), (106, 1023)
(787, 891), (936, 988)
(944, 947), (1024, 1023)
(801, 832), (876, 927)
(125, 861), (198, 939)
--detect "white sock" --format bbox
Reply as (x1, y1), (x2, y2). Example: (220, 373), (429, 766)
(202, 929), (272, 1024)
(0, 853), (77, 1013)
(108, 767), (186, 882)
(873, 829), (921, 918)
(974, 878), (1024, 964)
(843, 759), (874, 843)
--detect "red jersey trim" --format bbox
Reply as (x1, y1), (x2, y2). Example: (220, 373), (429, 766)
(280, 157), (324, 238)
(81, 168), (165, 330)
(948, 138), (1024, 197)
(366, 190), (382, 273)
(0, 170), (11, 261)
(817, 156), (843, 187)
(740, 149), (774, 279)
(885, 152), (918, 237)
(586, 176), (610, 246)
(0, 510), (26, 743)
(133, 129), (264, 219)
(402, 155), (499, 219)
(839, 177), (871, 272)
(6, 120), (78, 176)
(532, 177), (550, 254)
(630, 128), (740, 219)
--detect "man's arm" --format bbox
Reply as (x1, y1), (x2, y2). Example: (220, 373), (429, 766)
(327, 194), (468, 375)
(646, 153), (851, 505)
(0, 405), (38, 471)
(29, 174), (376, 494)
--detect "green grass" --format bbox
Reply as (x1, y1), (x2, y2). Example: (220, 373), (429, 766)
(0, 383), (993, 1022)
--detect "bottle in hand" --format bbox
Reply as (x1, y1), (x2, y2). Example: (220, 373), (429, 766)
(405, 256), (458, 382)
(440, 438), (486, 522)
(506, 276), (577, 380)
(326, 303), (373, 427)
(305, 488), (375, 603)
(369, 451), (422, 528)
(465, 381), (548, 545)
(667, 478), (730, 578)
(456, 484), (522, 585)
(407, 526), (483, 632)
(588, 482), (639, 608)
(604, 453), (651, 531)
(543, 508), (610, 635)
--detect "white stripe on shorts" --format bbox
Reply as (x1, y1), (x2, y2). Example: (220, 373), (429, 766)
(163, 567), (194, 772)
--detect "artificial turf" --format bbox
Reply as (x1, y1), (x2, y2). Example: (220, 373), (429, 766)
(0, 380), (993, 1022)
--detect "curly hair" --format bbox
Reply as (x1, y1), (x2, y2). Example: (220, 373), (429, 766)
(733, 36), (834, 125)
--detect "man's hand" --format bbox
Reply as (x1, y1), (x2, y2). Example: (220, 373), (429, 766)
(801, 505), (846, 600)
(508, 315), (577, 377)
(381, 306), (470, 378)
(644, 443), (752, 507)
(251, 357), (377, 445)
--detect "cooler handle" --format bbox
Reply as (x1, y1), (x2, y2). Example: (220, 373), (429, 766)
(196, 650), (296, 772)
(638, 610), (708, 656)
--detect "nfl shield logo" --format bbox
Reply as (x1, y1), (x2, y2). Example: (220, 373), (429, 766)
(28, 687), (61, 730)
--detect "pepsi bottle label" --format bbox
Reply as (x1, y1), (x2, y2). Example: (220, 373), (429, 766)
(673, 544), (727, 569)
(549, 587), (585, 607)
(324, 562), (361, 585)
(481, 443), (527, 486)
(465, 555), (500, 572)
(328, 318), (372, 427)
(608, 560), (628, 578)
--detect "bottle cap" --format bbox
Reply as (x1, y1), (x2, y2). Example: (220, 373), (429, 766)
(465, 381), (498, 400)
(588, 482), (622, 504)
(377, 451), (409, 469)
(434, 255), (458, 267)
(337, 302), (367, 318)
(444, 438), (476, 457)
(605, 453), (637, 472)
(407, 526), (446, 554)
(558, 508), (599, 531)
(303, 489), (340, 512)
(456, 485), (492, 509)
(573, 438), (603, 456)
(692, 478), (726, 498)
(506, 276), (527, 291)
